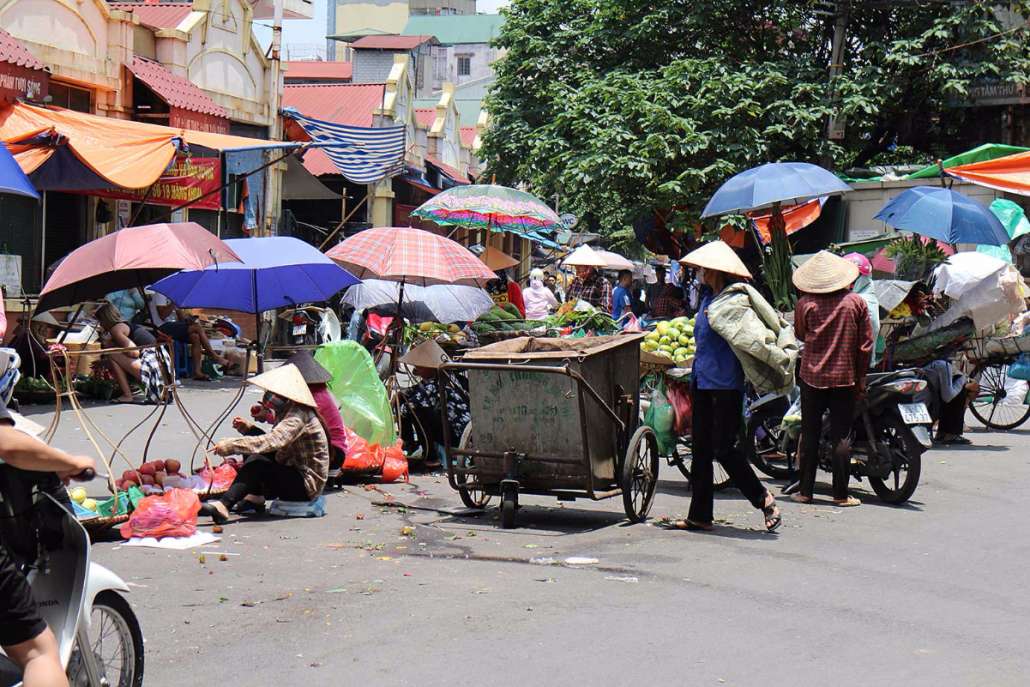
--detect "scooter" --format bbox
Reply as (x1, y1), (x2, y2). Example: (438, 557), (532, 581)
(0, 467), (143, 687)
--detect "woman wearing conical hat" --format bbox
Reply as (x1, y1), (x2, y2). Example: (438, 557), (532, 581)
(678, 241), (781, 533)
(203, 363), (330, 524)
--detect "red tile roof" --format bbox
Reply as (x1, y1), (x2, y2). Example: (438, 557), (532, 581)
(350, 35), (435, 51)
(128, 56), (228, 118)
(109, 3), (193, 30)
(460, 126), (476, 148)
(284, 61), (353, 81)
(0, 29), (45, 71)
(282, 83), (387, 176)
(415, 108), (436, 128)
(426, 155), (468, 185)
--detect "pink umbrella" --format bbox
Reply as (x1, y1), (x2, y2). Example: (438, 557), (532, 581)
(325, 227), (497, 287)
(37, 222), (242, 312)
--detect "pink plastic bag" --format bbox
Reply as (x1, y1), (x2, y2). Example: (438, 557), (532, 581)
(119, 488), (200, 540)
(666, 380), (693, 436)
(197, 462), (238, 491)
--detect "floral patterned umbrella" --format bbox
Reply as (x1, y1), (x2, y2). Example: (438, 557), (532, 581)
(411, 184), (562, 237)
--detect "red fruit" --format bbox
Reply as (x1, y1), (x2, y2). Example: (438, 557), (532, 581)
(122, 471), (140, 485)
(152, 460), (166, 472)
(164, 459), (181, 474)
(141, 475), (155, 486)
(139, 463), (156, 476)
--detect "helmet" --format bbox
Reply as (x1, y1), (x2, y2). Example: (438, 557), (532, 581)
(843, 252), (872, 277)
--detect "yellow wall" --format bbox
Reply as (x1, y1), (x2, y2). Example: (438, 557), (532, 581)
(335, 1), (408, 37)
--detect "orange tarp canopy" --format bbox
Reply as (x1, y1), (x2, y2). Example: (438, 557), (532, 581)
(0, 102), (274, 190)
(947, 150), (1030, 195)
(750, 197), (824, 243)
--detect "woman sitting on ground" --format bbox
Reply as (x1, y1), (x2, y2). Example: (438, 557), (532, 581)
(94, 302), (159, 403)
(203, 364), (329, 523)
(281, 350), (347, 472)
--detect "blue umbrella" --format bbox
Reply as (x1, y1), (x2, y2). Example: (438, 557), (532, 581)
(152, 237), (360, 361)
(701, 162), (851, 218)
(0, 141), (38, 199)
(873, 186), (1009, 246)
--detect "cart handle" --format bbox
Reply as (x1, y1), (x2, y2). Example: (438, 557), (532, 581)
(441, 361), (628, 433)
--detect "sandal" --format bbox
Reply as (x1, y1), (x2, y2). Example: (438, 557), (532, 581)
(789, 494), (813, 504)
(942, 436), (972, 446)
(233, 500), (266, 515)
(200, 501), (230, 524)
(674, 519), (713, 531)
(833, 496), (862, 508)
(762, 493), (782, 532)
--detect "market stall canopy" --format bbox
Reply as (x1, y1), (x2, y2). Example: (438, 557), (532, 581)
(594, 249), (634, 271)
(480, 245), (519, 271)
(874, 186), (1009, 246)
(411, 184), (562, 243)
(978, 199), (1030, 263)
(37, 222), (242, 312)
(749, 197), (825, 243)
(908, 143), (1028, 179)
(0, 140), (38, 199)
(562, 244), (609, 268)
(326, 226), (497, 287)
(701, 162), (851, 218)
(946, 148), (1030, 195)
(0, 102), (284, 191)
(282, 156), (341, 201)
(151, 236), (359, 313)
(342, 279), (494, 323)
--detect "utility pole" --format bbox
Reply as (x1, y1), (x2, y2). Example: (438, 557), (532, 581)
(264, 0), (285, 237)
(823, 0), (850, 169)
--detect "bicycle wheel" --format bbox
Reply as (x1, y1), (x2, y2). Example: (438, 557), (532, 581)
(970, 363), (1030, 430)
(673, 436), (732, 491)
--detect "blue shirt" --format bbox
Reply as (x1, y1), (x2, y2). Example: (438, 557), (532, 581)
(612, 285), (632, 320)
(693, 290), (745, 391)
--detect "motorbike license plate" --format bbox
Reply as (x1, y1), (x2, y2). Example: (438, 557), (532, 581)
(292, 324), (308, 336)
(898, 402), (932, 425)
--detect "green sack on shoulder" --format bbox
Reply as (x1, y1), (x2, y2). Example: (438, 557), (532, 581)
(314, 341), (396, 445)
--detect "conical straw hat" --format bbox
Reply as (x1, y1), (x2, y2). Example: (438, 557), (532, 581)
(285, 349), (332, 385)
(247, 364), (316, 407)
(792, 250), (859, 294)
(400, 339), (451, 370)
(563, 244), (609, 268)
(481, 245), (519, 271)
(679, 241), (752, 279)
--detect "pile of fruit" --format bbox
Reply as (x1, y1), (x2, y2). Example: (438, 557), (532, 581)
(68, 486), (97, 513)
(641, 316), (696, 367)
(405, 321), (469, 347)
(118, 459), (184, 492)
(472, 304), (548, 336)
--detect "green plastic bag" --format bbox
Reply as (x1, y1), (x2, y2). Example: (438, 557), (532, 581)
(643, 376), (676, 455)
(314, 341), (396, 446)
(97, 486), (145, 517)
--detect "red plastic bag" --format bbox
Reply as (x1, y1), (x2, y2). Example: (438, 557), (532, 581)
(380, 441), (408, 483)
(343, 426), (385, 473)
(666, 380), (692, 436)
(197, 462), (238, 491)
(119, 488), (200, 540)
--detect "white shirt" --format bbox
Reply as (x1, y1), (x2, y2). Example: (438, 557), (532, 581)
(147, 291), (177, 327)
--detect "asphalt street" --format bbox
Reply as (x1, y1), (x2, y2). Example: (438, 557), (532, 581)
(24, 379), (1030, 687)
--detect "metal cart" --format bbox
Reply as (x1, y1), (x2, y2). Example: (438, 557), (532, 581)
(441, 335), (659, 529)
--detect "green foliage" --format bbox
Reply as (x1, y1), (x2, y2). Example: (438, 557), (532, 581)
(482, 0), (1030, 245)
(885, 236), (949, 281)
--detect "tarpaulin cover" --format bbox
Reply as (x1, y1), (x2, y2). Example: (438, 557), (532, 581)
(0, 102), (277, 191)
(907, 143), (1029, 179)
(314, 341), (396, 445)
(946, 148), (1030, 196)
(749, 197), (825, 243)
(978, 199), (1030, 263)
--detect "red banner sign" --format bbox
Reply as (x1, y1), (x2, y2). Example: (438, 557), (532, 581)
(0, 63), (47, 104)
(90, 157), (222, 210)
(170, 107), (230, 135)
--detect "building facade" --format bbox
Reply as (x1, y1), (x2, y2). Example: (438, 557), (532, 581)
(327, 0), (476, 58)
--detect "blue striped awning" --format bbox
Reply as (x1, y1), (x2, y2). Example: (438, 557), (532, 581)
(282, 107), (406, 184)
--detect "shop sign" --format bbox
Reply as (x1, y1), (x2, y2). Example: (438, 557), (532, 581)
(170, 107), (230, 135)
(956, 80), (1030, 107)
(90, 157), (222, 210)
(0, 63), (47, 104)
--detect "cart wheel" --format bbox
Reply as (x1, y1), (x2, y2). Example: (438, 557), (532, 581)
(500, 486), (518, 529)
(622, 426), (659, 523)
(970, 362), (1030, 430)
(455, 424), (491, 509)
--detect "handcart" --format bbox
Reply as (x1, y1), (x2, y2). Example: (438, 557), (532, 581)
(441, 335), (659, 528)
(961, 329), (1030, 430)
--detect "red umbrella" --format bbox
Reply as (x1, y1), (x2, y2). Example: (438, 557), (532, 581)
(325, 227), (497, 287)
(37, 222), (242, 312)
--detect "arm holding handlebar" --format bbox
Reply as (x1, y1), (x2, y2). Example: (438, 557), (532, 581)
(0, 426), (95, 481)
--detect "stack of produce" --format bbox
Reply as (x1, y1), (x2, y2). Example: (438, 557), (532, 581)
(544, 308), (618, 335)
(640, 316), (696, 367)
(117, 459), (184, 492)
(472, 304), (548, 336)
(68, 486), (97, 513)
(405, 321), (469, 347)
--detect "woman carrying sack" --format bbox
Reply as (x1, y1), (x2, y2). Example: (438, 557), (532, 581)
(678, 241), (781, 533)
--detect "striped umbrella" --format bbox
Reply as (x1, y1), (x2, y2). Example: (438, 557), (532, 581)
(411, 184), (562, 238)
(324, 227), (497, 287)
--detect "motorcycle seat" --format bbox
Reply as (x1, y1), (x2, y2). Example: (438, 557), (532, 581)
(867, 369), (918, 385)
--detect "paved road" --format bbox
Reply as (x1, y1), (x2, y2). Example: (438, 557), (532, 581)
(25, 381), (1030, 686)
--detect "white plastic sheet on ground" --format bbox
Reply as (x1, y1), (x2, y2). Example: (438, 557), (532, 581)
(341, 279), (494, 323)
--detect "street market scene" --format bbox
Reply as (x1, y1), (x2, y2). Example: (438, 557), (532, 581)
(1, 1), (1030, 685)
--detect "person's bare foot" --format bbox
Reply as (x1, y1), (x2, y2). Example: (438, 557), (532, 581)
(833, 496), (862, 507)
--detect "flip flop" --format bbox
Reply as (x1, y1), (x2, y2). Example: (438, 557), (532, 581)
(942, 436), (972, 446)
(833, 496), (862, 508)
(762, 494), (782, 532)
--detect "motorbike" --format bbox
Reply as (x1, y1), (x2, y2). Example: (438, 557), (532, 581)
(287, 307), (322, 347)
(748, 369), (932, 504)
(0, 467), (143, 687)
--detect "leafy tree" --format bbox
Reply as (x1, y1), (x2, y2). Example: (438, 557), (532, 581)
(481, 0), (1030, 247)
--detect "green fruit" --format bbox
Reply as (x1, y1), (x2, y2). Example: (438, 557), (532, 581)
(659, 336), (672, 346)
(659, 344), (675, 353)
(644, 331), (660, 342)
(666, 327), (681, 340)
(673, 347), (689, 357)
(642, 342), (658, 352)
(656, 322), (670, 335)
(677, 335), (690, 346)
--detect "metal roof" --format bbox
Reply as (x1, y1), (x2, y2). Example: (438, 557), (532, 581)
(460, 126), (476, 148)
(415, 108), (436, 129)
(401, 15), (504, 45)
(109, 3), (193, 29)
(0, 29), (45, 71)
(350, 35), (436, 51)
(426, 155), (468, 185)
(284, 61), (353, 81)
(128, 56), (228, 118)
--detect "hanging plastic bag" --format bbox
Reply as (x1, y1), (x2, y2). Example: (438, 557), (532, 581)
(665, 380), (692, 436)
(119, 488), (200, 540)
(643, 377), (676, 455)
(1007, 355), (1030, 382)
(315, 341), (396, 445)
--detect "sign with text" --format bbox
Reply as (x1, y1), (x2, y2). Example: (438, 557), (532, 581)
(87, 157), (222, 210)
(0, 63), (47, 104)
(170, 107), (230, 135)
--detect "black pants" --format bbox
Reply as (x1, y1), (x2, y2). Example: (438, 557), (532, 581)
(799, 381), (856, 500)
(220, 454), (308, 508)
(689, 387), (768, 524)
(937, 391), (969, 437)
